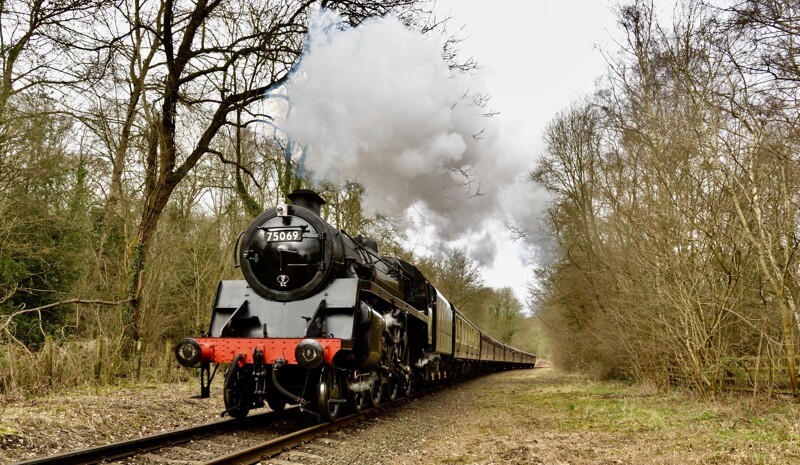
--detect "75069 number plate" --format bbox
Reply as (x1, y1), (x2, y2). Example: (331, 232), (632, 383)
(265, 229), (302, 242)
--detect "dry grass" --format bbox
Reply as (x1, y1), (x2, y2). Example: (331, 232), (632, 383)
(0, 375), (225, 463)
(398, 369), (800, 464)
(0, 339), (192, 402)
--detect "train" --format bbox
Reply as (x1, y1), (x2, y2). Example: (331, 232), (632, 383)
(175, 189), (536, 420)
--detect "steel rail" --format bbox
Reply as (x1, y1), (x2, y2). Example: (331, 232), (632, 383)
(200, 383), (448, 465)
(12, 386), (421, 465)
(201, 413), (364, 465)
(11, 410), (281, 465)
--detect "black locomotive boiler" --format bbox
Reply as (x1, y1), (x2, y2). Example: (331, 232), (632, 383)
(175, 189), (536, 420)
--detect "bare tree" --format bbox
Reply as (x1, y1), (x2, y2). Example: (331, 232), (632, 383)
(120, 0), (436, 363)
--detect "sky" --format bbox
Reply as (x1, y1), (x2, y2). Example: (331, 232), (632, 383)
(434, 0), (627, 305)
(444, 0), (679, 307)
(436, 0), (622, 144)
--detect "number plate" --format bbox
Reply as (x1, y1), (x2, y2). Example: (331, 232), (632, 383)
(265, 229), (303, 242)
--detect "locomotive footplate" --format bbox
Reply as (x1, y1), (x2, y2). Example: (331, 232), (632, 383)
(175, 337), (342, 367)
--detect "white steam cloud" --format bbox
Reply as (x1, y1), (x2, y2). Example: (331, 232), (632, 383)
(348, 373), (378, 392)
(382, 312), (402, 329)
(278, 11), (545, 253)
(415, 352), (439, 368)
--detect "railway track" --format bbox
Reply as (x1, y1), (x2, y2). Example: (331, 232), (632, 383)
(11, 407), (311, 465)
(201, 413), (364, 465)
(12, 386), (430, 465)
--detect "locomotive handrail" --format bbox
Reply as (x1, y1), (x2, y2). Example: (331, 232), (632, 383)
(233, 230), (245, 268)
(359, 281), (429, 324)
(340, 230), (412, 281)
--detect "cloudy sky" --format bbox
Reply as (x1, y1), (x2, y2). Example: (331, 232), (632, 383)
(435, 0), (629, 303)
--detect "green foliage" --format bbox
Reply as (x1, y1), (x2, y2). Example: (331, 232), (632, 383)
(0, 99), (98, 348)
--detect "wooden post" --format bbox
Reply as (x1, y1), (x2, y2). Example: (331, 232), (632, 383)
(163, 339), (172, 378)
(7, 346), (15, 392)
(134, 339), (143, 381)
(94, 337), (103, 382)
(43, 336), (53, 386)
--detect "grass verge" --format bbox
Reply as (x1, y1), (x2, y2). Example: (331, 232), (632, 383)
(420, 369), (800, 464)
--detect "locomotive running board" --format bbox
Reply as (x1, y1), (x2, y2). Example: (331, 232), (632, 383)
(358, 281), (429, 324)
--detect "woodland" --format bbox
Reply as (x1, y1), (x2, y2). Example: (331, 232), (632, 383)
(1, 0), (798, 402)
(534, 0), (800, 396)
(0, 0), (538, 399)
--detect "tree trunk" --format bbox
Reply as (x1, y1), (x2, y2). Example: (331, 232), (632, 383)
(235, 107), (262, 218)
(124, 176), (179, 342)
(94, 337), (103, 382)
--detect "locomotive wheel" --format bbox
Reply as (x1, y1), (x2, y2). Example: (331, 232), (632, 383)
(404, 377), (413, 397)
(369, 378), (383, 406)
(350, 371), (368, 413)
(223, 355), (251, 419)
(387, 377), (400, 401)
(352, 390), (367, 412)
(421, 366), (431, 386)
(317, 368), (341, 421)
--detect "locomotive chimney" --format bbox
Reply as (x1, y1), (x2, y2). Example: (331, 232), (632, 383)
(287, 189), (326, 215)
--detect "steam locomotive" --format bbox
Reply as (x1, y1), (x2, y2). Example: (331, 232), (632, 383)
(175, 189), (535, 420)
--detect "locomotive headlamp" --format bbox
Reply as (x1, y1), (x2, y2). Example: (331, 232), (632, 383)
(175, 338), (206, 368)
(295, 338), (325, 369)
(276, 202), (288, 217)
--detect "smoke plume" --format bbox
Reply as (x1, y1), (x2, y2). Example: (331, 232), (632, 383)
(279, 12), (545, 248)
